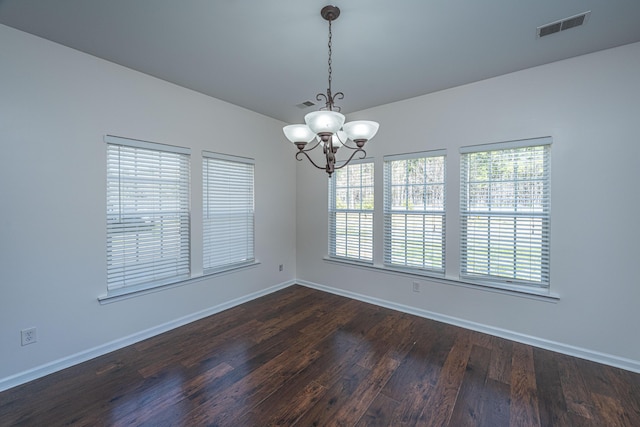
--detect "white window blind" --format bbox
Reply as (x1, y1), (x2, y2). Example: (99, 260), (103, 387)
(329, 161), (374, 262)
(460, 138), (550, 287)
(106, 135), (191, 291)
(203, 152), (255, 272)
(384, 151), (446, 273)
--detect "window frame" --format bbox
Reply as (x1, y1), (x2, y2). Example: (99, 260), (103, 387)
(328, 159), (375, 263)
(105, 135), (191, 294)
(383, 150), (446, 275)
(202, 151), (256, 274)
(459, 137), (551, 289)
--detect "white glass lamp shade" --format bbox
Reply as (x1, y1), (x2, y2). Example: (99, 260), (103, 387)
(304, 111), (345, 135)
(343, 120), (380, 142)
(283, 124), (316, 143)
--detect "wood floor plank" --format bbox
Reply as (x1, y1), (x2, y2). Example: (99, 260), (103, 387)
(238, 380), (327, 426)
(487, 336), (513, 385)
(533, 347), (567, 427)
(253, 287), (341, 331)
(477, 378), (511, 427)
(103, 368), (191, 427)
(420, 331), (473, 426)
(448, 344), (492, 426)
(557, 353), (597, 420)
(172, 318), (263, 370)
(331, 351), (401, 426)
(293, 362), (371, 426)
(558, 410), (598, 427)
(387, 382), (434, 426)
(609, 368), (640, 425)
(299, 298), (361, 342)
(2, 285), (640, 426)
(249, 316), (373, 419)
(187, 345), (321, 425)
(381, 320), (455, 401)
(337, 302), (389, 339)
(113, 362), (234, 426)
(510, 342), (541, 427)
(242, 285), (317, 320)
(356, 393), (400, 427)
(591, 392), (632, 426)
(357, 312), (413, 370)
(0, 348), (143, 426)
(296, 328), (373, 389)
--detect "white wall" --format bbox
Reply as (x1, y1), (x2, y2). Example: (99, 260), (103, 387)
(297, 42), (640, 369)
(0, 24), (296, 387)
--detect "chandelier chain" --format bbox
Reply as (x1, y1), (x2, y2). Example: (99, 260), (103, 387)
(327, 18), (333, 100)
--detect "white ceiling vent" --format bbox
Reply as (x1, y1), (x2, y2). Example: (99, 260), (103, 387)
(537, 11), (591, 38)
(296, 100), (316, 109)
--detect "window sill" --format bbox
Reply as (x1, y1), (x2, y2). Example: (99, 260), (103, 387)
(323, 256), (559, 303)
(98, 261), (261, 304)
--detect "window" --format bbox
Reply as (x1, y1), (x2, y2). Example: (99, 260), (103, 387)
(106, 135), (191, 291)
(460, 138), (550, 288)
(384, 151), (446, 273)
(329, 161), (374, 262)
(203, 152), (255, 272)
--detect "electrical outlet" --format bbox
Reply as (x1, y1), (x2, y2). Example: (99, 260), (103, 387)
(412, 281), (420, 293)
(279, 264), (284, 272)
(21, 327), (37, 346)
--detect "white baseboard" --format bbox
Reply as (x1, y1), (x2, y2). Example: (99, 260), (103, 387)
(297, 280), (640, 374)
(0, 280), (295, 393)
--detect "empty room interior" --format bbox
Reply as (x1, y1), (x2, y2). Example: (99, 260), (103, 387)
(1, 1), (640, 425)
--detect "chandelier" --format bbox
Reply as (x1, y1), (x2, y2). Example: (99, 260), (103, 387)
(283, 5), (379, 177)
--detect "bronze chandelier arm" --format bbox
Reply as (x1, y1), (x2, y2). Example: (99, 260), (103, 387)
(333, 135), (359, 150)
(333, 148), (367, 170)
(300, 139), (322, 152)
(295, 150), (328, 170)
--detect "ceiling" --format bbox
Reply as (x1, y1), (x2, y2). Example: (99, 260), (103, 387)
(1, 1), (640, 124)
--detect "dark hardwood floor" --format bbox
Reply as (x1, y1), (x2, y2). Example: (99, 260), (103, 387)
(1, 285), (639, 426)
